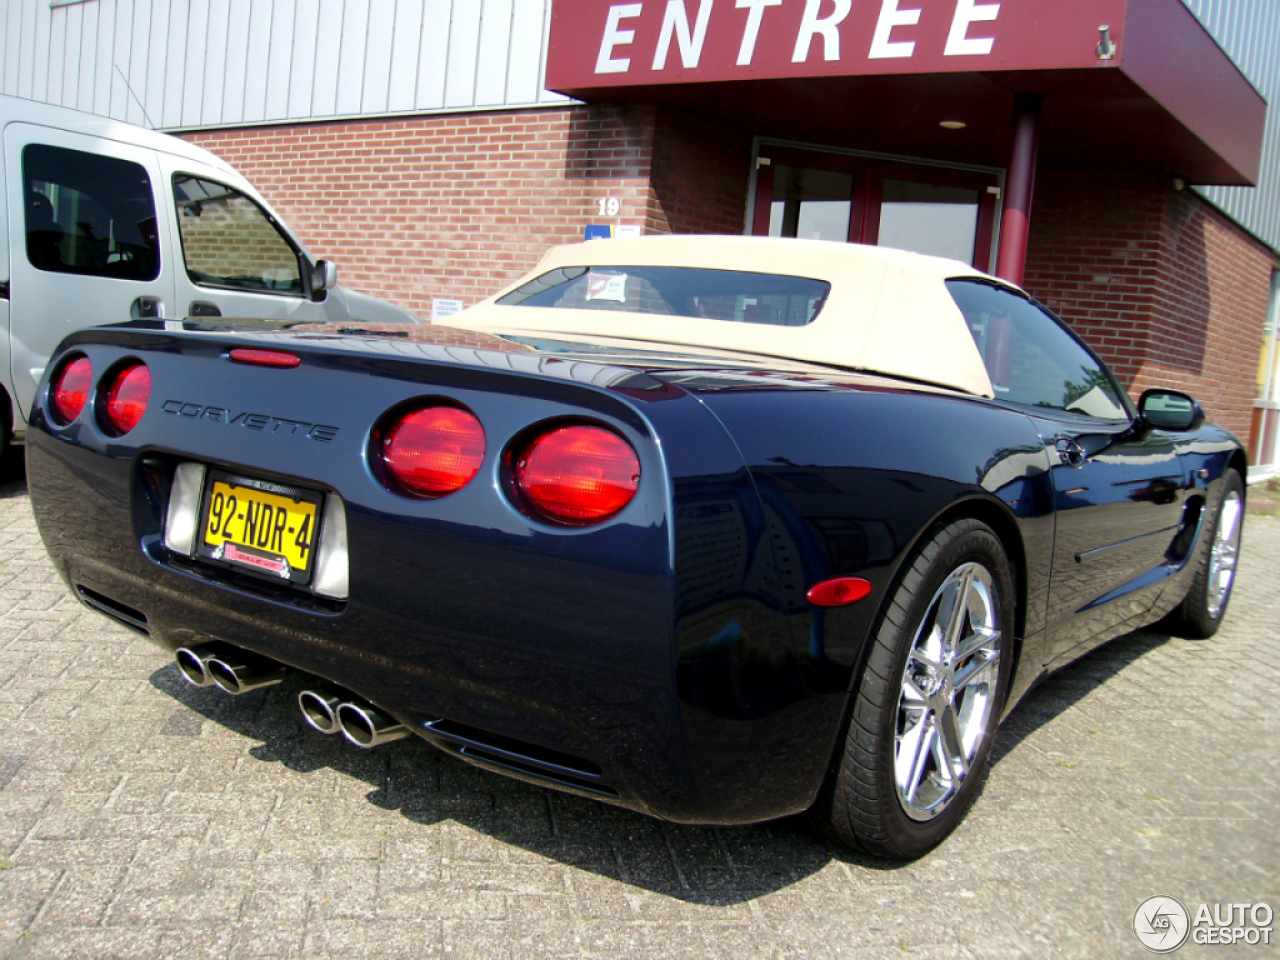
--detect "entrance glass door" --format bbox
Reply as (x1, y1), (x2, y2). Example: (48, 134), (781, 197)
(752, 145), (999, 271)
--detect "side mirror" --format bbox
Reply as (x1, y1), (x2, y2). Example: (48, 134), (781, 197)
(1139, 389), (1204, 431)
(309, 259), (338, 301)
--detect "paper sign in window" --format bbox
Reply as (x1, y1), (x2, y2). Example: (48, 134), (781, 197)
(586, 273), (627, 302)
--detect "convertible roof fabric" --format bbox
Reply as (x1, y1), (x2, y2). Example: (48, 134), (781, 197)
(446, 235), (999, 398)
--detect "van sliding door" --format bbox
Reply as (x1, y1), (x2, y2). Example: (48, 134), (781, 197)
(4, 124), (173, 424)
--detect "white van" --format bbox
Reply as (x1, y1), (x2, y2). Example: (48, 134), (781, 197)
(1, 93), (420, 466)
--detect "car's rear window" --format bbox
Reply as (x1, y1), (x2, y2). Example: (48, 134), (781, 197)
(496, 266), (830, 327)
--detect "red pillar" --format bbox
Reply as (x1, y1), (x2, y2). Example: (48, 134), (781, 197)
(995, 94), (1041, 286)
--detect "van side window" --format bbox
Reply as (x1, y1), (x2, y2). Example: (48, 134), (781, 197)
(23, 144), (160, 281)
(172, 175), (302, 295)
(946, 278), (1130, 419)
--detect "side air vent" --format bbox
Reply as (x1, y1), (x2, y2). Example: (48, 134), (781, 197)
(76, 586), (149, 634)
(420, 718), (616, 799)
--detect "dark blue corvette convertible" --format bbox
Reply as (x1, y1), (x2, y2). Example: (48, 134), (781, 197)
(27, 236), (1245, 860)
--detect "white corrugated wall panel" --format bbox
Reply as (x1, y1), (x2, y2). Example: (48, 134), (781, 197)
(287, 0), (319, 120)
(334, 0), (369, 117)
(415, 0), (453, 110)
(157, 0), (181, 128)
(27, 0), (48, 102)
(109, 0), (133, 121)
(240, 0), (273, 123)
(263, 0), (294, 122)
(91, 0), (115, 116)
(474, 0), (514, 107)
(45, 2), (67, 106)
(443, 0), (482, 109)
(221, 0), (251, 124)
(180, 0), (207, 127)
(4, 0), (568, 125)
(126, 0), (151, 128)
(310, 0), (343, 117)
(144, 0), (170, 127)
(79, 0), (101, 113)
(506, 0), (547, 104)
(360, 0), (396, 114)
(201, 0), (229, 126)
(387, 0), (426, 114)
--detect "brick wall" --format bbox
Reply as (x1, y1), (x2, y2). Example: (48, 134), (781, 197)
(184, 105), (661, 317)
(1024, 169), (1271, 441)
(183, 103), (753, 319)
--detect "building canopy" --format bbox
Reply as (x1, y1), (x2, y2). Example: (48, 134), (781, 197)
(547, 0), (1265, 185)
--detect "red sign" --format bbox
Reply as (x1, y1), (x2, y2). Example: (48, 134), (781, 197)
(547, 0), (1129, 91)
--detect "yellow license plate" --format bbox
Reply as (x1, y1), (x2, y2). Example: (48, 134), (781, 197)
(201, 475), (320, 580)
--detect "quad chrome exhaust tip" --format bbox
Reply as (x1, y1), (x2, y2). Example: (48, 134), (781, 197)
(174, 641), (236, 688)
(335, 701), (409, 748)
(298, 687), (408, 748)
(174, 642), (287, 694)
(297, 687), (346, 735)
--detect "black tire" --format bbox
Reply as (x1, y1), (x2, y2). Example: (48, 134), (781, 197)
(814, 518), (1015, 860)
(1166, 470), (1245, 639)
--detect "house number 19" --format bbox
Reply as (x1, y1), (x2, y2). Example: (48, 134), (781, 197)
(598, 197), (621, 216)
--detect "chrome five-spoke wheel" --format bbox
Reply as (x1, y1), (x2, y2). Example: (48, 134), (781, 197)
(1169, 470), (1245, 639)
(895, 561), (1002, 820)
(816, 517), (1014, 860)
(1206, 488), (1242, 619)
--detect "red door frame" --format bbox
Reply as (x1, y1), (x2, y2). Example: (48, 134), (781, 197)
(752, 144), (1001, 271)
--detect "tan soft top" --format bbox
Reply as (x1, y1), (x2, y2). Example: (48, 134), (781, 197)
(442, 235), (1004, 398)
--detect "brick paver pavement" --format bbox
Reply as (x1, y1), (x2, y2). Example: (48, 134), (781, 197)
(1, 461), (1276, 959)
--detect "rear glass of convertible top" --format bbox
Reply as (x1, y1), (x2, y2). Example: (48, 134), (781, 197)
(496, 266), (830, 327)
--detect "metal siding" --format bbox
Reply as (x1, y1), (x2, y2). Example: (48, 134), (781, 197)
(45, 1), (65, 105)
(160, 0), (186, 128)
(506, 0), (545, 104)
(388, 0), (426, 114)
(474, 0), (515, 107)
(416, 0), (452, 110)
(28, 0), (48, 102)
(443, 0), (481, 109)
(201, 0), (229, 126)
(62, 0), (82, 109)
(9, 0), (567, 126)
(126, 0), (152, 127)
(94, 0), (116, 116)
(143, 0), (168, 127)
(241, 0), (272, 123)
(310, 0), (343, 117)
(263, 0), (295, 122)
(222, 0), (251, 125)
(288, 0), (320, 120)
(361, 0), (396, 114)
(109, 0), (133, 121)
(181, 0), (208, 127)
(1182, 0), (1280, 253)
(335, 0), (369, 117)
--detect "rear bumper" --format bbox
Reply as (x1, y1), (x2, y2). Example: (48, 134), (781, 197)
(29, 420), (842, 826)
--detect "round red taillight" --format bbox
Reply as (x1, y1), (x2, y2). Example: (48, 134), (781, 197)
(51, 356), (93, 425)
(104, 363), (152, 435)
(513, 425), (640, 524)
(380, 405), (486, 497)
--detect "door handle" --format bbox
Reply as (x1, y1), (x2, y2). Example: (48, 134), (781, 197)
(189, 301), (222, 318)
(130, 296), (164, 320)
(1055, 436), (1086, 468)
